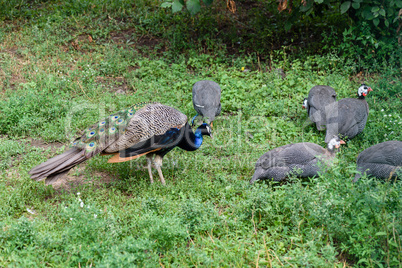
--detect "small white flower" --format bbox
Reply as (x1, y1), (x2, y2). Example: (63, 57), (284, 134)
(80, 202), (84, 208)
(77, 192), (81, 196)
(94, 214), (98, 219)
(70, 218), (73, 221)
(87, 205), (90, 209)
(381, 109), (384, 112)
(27, 208), (35, 214)
(384, 134), (387, 137)
(78, 198), (82, 202)
(65, 206), (68, 209)
(384, 115), (387, 117)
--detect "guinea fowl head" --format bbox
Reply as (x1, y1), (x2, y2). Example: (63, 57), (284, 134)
(302, 98), (308, 109)
(357, 84), (373, 98)
(327, 136), (346, 152)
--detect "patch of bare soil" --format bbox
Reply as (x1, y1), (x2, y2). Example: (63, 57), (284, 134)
(110, 29), (166, 55)
(63, 34), (95, 53)
(51, 164), (117, 192)
(110, 28), (136, 44)
(27, 138), (117, 192)
(0, 47), (28, 91)
(96, 76), (135, 95)
(28, 138), (64, 152)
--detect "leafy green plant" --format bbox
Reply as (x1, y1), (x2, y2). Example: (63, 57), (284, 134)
(161, 0), (214, 15)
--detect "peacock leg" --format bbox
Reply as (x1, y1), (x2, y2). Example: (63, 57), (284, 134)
(146, 155), (154, 184)
(154, 155), (166, 185)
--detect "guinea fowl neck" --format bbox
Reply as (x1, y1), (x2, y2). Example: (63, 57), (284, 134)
(326, 143), (340, 155)
(357, 95), (366, 100)
(178, 124), (204, 151)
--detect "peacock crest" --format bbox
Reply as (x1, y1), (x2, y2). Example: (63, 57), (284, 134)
(71, 102), (158, 157)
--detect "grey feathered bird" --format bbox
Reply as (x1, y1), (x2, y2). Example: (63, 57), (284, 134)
(325, 84), (372, 143)
(354, 140), (402, 182)
(29, 102), (212, 185)
(302, 85), (337, 131)
(250, 137), (345, 183)
(191, 80), (221, 127)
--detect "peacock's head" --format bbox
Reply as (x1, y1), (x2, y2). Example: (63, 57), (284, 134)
(197, 123), (213, 139)
(357, 84), (373, 97)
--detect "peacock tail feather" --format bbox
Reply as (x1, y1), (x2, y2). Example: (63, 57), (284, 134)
(71, 102), (158, 158)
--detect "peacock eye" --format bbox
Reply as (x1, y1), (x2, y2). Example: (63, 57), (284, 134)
(118, 119), (123, 123)
(89, 142), (94, 147)
(90, 131), (95, 135)
(100, 128), (105, 132)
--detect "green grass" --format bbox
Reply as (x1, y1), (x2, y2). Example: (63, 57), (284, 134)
(1, 0), (401, 267)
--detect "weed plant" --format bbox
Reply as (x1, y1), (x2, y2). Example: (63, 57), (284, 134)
(0, 0), (401, 267)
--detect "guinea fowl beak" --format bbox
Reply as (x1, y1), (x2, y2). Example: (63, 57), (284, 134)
(367, 87), (373, 92)
(302, 105), (306, 109)
(335, 140), (346, 149)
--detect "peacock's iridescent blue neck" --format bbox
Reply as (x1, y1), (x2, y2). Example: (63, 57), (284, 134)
(194, 128), (204, 148)
(178, 124), (205, 151)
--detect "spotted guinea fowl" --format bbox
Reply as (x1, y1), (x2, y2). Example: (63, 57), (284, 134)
(302, 85), (337, 131)
(191, 80), (221, 127)
(325, 84), (372, 143)
(29, 102), (212, 185)
(250, 137), (345, 183)
(353, 140), (402, 182)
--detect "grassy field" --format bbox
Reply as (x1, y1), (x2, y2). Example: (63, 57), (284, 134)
(1, 0), (401, 267)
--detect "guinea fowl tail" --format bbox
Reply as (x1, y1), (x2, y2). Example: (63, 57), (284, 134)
(29, 148), (87, 185)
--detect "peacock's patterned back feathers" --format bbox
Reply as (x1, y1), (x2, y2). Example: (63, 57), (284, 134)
(71, 102), (187, 158)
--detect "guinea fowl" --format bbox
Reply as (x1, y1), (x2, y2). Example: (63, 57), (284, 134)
(325, 84), (373, 143)
(191, 80), (221, 127)
(29, 102), (212, 185)
(250, 137), (345, 183)
(353, 140), (402, 182)
(302, 85), (337, 131)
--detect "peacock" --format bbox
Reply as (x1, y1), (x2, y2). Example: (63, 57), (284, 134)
(29, 102), (212, 185)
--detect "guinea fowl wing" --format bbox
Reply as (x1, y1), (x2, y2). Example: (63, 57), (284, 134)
(325, 100), (365, 142)
(192, 80), (221, 123)
(258, 143), (324, 169)
(357, 141), (402, 166)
